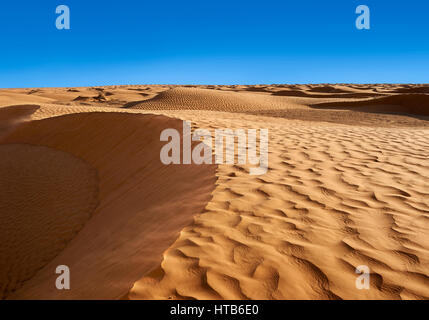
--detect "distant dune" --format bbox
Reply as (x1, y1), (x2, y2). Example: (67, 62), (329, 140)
(311, 94), (429, 116)
(131, 87), (295, 113)
(131, 86), (429, 127)
(383, 86), (429, 94)
(271, 90), (381, 99)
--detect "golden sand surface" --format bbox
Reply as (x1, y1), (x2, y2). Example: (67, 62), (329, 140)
(0, 84), (428, 299)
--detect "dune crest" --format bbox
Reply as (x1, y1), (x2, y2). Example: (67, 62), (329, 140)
(0, 104), (39, 137)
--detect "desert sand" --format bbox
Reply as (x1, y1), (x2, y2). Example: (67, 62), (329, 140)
(0, 84), (428, 300)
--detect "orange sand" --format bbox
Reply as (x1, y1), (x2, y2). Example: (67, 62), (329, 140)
(0, 84), (428, 300)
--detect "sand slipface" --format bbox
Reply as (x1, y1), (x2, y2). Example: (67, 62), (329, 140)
(0, 144), (98, 299)
(1, 110), (217, 299)
(0, 83), (428, 300)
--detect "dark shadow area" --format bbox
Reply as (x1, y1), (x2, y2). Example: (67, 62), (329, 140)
(272, 90), (383, 99)
(310, 94), (429, 117)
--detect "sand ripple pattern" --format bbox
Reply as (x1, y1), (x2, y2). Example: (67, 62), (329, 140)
(1, 85), (428, 300)
(130, 111), (429, 300)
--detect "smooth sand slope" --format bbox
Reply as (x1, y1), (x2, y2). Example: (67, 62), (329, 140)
(0, 109), (216, 299)
(0, 84), (428, 300)
(0, 144), (98, 299)
(0, 104), (39, 137)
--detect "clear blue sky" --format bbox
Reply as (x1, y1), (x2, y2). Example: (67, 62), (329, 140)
(0, 0), (428, 87)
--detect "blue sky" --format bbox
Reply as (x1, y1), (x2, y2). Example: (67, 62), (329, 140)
(0, 0), (428, 87)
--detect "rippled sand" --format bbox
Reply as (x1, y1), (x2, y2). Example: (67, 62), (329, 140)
(1, 84), (428, 299)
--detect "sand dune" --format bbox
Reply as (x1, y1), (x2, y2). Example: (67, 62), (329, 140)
(0, 144), (98, 299)
(0, 84), (428, 300)
(311, 94), (429, 116)
(272, 90), (382, 99)
(131, 87), (304, 113)
(0, 86), (170, 109)
(0, 111), (216, 299)
(0, 91), (55, 106)
(0, 104), (39, 137)
(132, 87), (429, 127)
(383, 86), (429, 94)
(308, 85), (354, 93)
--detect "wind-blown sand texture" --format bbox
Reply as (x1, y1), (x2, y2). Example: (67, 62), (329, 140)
(0, 84), (428, 300)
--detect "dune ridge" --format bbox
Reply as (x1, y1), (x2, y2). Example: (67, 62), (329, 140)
(0, 104), (39, 137)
